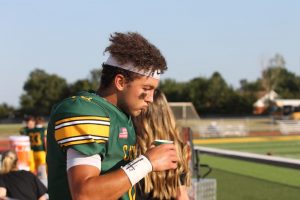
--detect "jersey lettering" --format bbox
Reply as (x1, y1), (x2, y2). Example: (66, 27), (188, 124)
(29, 132), (42, 146)
(123, 145), (136, 161)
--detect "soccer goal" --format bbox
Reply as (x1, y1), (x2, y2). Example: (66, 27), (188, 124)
(169, 102), (200, 120)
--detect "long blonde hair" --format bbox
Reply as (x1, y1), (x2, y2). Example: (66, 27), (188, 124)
(134, 90), (191, 199)
(0, 150), (18, 174)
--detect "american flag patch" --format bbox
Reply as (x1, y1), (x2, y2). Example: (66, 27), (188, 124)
(119, 127), (128, 139)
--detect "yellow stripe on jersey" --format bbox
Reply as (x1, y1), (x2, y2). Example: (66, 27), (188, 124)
(55, 116), (110, 125)
(55, 123), (109, 141)
(61, 139), (106, 147)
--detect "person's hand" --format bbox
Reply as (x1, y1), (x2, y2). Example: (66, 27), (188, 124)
(144, 144), (178, 171)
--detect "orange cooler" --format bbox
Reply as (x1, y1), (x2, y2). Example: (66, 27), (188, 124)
(9, 136), (31, 171)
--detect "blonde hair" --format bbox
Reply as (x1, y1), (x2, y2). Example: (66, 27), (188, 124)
(0, 150), (18, 174)
(134, 90), (191, 199)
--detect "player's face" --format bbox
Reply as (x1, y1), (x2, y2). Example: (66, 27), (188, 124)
(120, 76), (159, 117)
(27, 120), (35, 129)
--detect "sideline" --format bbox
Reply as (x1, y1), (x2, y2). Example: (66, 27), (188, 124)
(193, 134), (300, 144)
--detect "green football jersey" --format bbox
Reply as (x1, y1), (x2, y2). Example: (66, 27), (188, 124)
(20, 127), (46, 151)
(30, 127), (46, 151)
(47, 91), (136, 200)
(19, 127), (30, 136)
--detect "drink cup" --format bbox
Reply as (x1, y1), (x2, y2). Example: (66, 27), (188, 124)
(154, 139), (174, 146)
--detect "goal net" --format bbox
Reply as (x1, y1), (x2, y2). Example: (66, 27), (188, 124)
(169, 102), (200, 120)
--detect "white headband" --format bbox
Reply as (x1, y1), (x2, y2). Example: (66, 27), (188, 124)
(104, 55), (161, 79)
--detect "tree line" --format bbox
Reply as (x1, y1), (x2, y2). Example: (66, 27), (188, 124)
(1, 54), (300, 118)
(0, 68), (100, 119)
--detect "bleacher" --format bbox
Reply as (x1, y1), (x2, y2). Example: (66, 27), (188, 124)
(198, 121), (248, 138)
(277, 120), (300, 134)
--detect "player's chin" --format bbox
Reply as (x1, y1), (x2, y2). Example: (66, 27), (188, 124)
(131, 109), (142, 117)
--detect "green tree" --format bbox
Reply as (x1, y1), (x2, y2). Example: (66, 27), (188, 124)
(0, 103), (15, 118)
(225, 91), (256, 114)
(260, 59), (300, 99)
(68, 79), (95, 96)
(205, 72), (229, 112)
(67, 69), (101, 96)
(88, 68), (101, 90)
(187, 76), (209, 113)
(20, 69), (68, 115)
(161, 73), (255, 115)
(159, 79), (190, 102)
(238, 79), (261, 114)
(271, 68), (300, 98)
(239, 79), (263, 93)
(187, 72), (255, 115)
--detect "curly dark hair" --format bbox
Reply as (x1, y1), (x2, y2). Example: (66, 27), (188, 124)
(104, 32), (167, 73)
(99, 32), (168, 89)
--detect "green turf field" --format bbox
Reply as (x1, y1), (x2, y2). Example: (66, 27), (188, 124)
(198, 140), (300, 160)
(0, 123), (23, 138)
(194, 137), (300, 199)
(201, 154), (300, 200)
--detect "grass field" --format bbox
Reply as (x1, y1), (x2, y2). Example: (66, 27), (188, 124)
(194, 135), (300, 199)
(201, 154), (300, 200)
(195, 135), (300, 159)
(199, 140), (300, 159)
(0, 123), (23, 138)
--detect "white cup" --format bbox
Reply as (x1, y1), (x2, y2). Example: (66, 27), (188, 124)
(154, 139), (174, 146)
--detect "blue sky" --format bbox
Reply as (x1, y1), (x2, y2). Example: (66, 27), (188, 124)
(1, 0), (300, 107)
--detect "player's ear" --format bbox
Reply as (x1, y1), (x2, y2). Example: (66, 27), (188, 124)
(115, 74), (126, 91)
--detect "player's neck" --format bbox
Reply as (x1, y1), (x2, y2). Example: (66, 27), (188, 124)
(97, 88), (118, 106)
